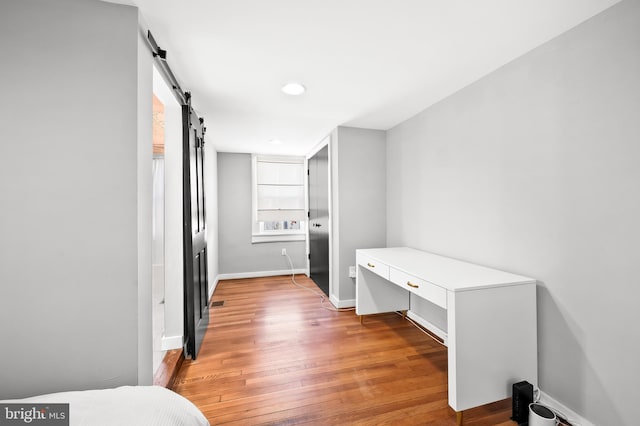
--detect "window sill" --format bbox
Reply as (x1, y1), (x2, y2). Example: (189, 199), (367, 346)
(251, 233), (306, 244)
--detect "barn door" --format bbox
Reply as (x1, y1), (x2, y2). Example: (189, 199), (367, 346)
(182, 95), (209, 359)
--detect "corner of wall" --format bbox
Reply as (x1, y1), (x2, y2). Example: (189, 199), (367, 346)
(136, 11), (154, 386)
(329, 129), (341, 303)
(205, 144), (219, 301)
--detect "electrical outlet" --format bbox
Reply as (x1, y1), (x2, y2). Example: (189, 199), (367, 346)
(348, 266), (356, 278)
(281, 248), (287, 256)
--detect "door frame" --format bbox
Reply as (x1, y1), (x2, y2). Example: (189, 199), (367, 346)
(152, 65), (185, 352)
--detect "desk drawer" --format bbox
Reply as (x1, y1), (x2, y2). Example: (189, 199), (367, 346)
(389, 268), (447, 309)
(357, 253), (390, 280)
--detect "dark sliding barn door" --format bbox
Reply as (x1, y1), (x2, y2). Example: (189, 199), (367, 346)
(182, 95), (209, 359)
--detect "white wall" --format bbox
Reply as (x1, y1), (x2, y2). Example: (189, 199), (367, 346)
(0, 0), (151, 397)
(137, 15), (153, 385)
(331, 127), (387, 304)
(386, 1), (639, 424)
(217, 153), (306, 276)
(204, 141), (219, 297)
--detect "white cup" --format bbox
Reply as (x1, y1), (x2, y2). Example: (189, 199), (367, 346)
(529, 403), (558, 426)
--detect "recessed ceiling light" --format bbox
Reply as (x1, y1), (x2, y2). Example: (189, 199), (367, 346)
(268, 139), (284, 145)
(281, 82), (306, 96)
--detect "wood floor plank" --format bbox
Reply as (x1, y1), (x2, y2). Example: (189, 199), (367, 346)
(172, 275), (515, 425)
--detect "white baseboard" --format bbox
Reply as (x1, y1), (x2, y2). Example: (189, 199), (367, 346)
(209, 275), (219, 300)
(329, 294), (355, 309)
(216, 269), (306, 281)
(537, 390), (594, 426)
(406, 310), (448, 346)
(161, 334), (183, 351)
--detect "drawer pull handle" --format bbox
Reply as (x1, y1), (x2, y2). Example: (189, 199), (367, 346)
(367, 263), (375, 268)
(407, 281), (419, 288)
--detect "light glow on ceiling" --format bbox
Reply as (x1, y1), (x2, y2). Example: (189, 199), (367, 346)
(281, 82), (306, 96)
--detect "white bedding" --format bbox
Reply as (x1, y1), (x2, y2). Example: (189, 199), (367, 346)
(2, 386), (209, 426)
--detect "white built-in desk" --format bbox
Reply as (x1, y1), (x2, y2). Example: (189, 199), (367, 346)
(356, 247), (537, 424)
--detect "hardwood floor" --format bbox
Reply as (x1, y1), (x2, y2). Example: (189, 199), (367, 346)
(172, 275), (514, 425)
(153, 349), (184, 389)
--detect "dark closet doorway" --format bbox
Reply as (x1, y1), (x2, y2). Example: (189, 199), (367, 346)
(148, 31), (210, 361)
(308, 145), (330, 296)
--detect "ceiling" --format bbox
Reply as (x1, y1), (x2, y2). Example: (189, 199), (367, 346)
(112, 0), (620, 156)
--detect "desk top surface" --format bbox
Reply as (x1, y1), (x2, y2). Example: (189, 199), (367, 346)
(357, 247), (535, 291)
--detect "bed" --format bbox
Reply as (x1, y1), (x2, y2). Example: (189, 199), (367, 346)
(1, 386), (209, 426)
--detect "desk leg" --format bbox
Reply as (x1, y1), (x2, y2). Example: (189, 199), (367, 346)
(456, 411), (463, 426)
(359, 315), (364, 325)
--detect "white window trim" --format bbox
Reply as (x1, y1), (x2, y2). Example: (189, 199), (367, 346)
(251, 233), (306, 243)
(251, 154), (306, 244)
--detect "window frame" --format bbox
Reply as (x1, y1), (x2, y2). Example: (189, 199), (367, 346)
(251, 154), (306, 243)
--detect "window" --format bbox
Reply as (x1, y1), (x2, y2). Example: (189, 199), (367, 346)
(252, 155), (306, 243)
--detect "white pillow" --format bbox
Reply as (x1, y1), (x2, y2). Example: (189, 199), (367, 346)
(2, 386), (209, 426)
